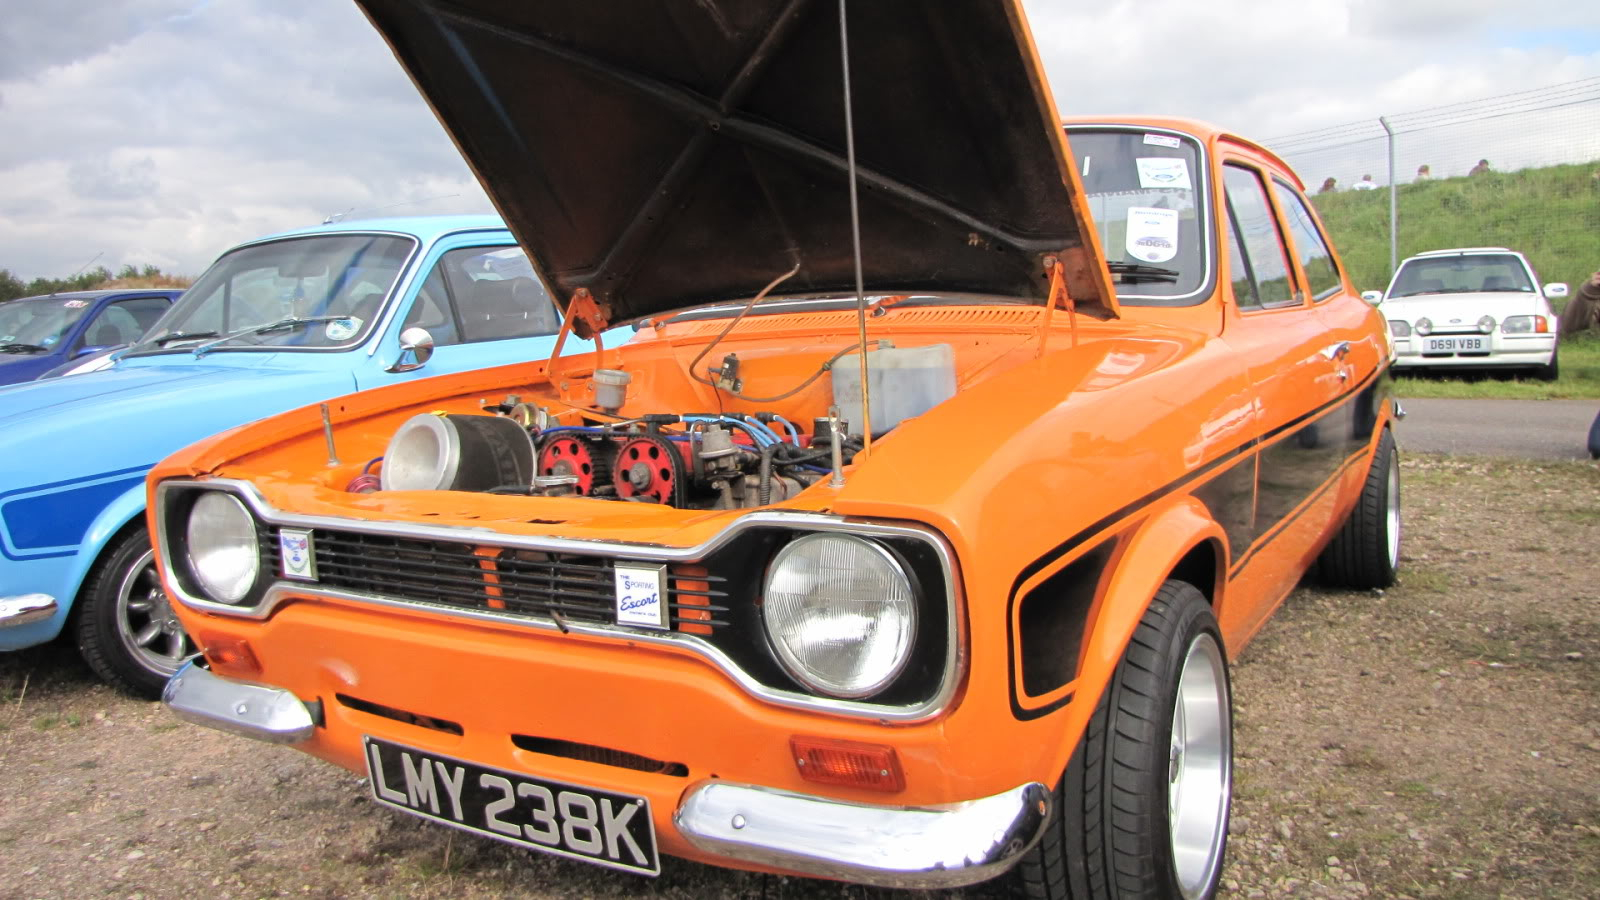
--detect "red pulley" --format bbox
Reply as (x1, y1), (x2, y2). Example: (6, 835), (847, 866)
(613, 435), (686, 505)
(536, 436), (613, 495)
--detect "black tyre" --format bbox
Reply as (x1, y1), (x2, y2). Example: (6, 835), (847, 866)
(1318, 428), (1400, 589)
(75, 527), (196, 698)
(1013, 580), (1231, 900)
(1588, 409), (1600, 460)
(1535, 353), (1559, 382)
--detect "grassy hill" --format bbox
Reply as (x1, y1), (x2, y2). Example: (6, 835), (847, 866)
(1311, 161), (1600, 299)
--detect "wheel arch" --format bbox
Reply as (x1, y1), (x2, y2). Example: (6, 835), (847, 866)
(1028, 496), (1227, 787)
(63, 485), (150, 619)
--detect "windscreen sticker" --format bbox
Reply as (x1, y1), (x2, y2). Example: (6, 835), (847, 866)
(1136, 157), (1192, 190)
(1125, 207), (1180, 263)
(1143, 133), (1182, 149)
(324, 317), (361, 341)
(63, 300), (89, 308)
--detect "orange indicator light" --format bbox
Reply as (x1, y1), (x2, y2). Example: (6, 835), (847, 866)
(200, 633), (261, 678)
(790, 736), (905, 793)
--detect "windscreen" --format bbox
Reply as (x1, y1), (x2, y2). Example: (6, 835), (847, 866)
(1389, 254), (1535, 298)
(1068, 129), (1210, 306)
(137, 234), (415, 352)
(0, 296), (95, 351)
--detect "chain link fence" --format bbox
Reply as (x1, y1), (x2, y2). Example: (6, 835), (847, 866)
(1263, 77), (1600, 295)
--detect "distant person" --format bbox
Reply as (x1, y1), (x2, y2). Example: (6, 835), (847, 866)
(1469, 158), (1491, 176)
(1557, 269), (1600, 335)
(1352, 174), (1378, 191)
(1416, 164), (1431, 180)
(1318, 176), (1337, 194)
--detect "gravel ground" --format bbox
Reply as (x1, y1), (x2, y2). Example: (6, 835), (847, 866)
(0, 452), (1595, 899)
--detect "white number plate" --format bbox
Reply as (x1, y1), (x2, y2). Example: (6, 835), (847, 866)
(1424, 336), (1485, 352)
(363, 736), (659, 875)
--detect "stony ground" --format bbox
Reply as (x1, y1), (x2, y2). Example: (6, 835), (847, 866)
(0, 452), (1595, 899)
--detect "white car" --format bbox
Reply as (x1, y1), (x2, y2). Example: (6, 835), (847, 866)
(1364, 248), (1564, 380)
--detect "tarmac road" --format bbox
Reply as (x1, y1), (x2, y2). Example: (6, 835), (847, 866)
(1395, 396), (1599, 460)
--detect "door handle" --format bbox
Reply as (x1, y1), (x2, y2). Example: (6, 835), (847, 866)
(1321, 340), (1351, 361)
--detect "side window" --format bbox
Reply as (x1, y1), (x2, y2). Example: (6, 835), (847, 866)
(83, 301), (150, 347)
(1224, 201), (1262, 311)
(1222, 165), (1297, 309)
(402, 266), (462, 348)
(443, 247), (560, 343)
(404, 246), (561, 346)
(1271, 179), (1342, 300)
(110, 297), (172, 336)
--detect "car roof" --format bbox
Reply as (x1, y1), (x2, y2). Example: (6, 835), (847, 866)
(248, 214), (509, 246)
(1406, 247), (1519, 259)
(1062, 115), (1305, 191)
(10, 289), (178, 303)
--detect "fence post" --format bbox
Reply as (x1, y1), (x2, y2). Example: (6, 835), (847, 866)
(1379, 116), (1397, 278)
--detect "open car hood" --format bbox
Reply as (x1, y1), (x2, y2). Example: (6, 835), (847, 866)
(357, 0), (1116, 329)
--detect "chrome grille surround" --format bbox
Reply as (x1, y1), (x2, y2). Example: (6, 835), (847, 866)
(154, 477), (964, 723)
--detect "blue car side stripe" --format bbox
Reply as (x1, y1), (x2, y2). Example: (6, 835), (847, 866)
(0, 465), (154, 561)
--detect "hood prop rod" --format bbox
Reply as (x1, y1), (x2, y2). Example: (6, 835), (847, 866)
(1036, 256), (1077, 358)
(839, 0), (872, 465)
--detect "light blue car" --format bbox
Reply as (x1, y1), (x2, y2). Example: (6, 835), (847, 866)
(0, 215), (607, 696)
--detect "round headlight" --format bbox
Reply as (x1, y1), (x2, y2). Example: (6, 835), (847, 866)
(1414, 317), (1433, 336)
(763, 534), (917, 699)
(1477, 315), (1495, 334)
(186, 492), (259, 603)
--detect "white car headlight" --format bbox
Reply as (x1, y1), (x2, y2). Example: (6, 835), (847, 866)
(1477, 315), (1495, 334)
(763, 534), (917, 699)
(186, 492), (259, 603)
(1388, 319), (1411, 338)
(1414, 317), (1433, 336)
(1500, 315), (1546, 334)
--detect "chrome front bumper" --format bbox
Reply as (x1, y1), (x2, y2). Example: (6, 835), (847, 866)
(165, 663), (1051, 888)
(676, 780), (1052, 888)
(162, 660), (317, 744)
(0, 594), (57, 629)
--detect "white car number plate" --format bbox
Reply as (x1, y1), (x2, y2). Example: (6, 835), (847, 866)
(1425, 336), (1484, 352)
(363, 736), (659, 875)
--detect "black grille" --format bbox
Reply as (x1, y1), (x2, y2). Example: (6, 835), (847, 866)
(283, 529), (729, 631)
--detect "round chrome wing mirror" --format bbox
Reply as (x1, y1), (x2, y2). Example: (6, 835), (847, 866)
(388, 326), (436, 373)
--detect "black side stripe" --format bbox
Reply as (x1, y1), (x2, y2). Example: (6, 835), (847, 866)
(1007, 363), (1383, 601)
(1005, 363), (1386, 722)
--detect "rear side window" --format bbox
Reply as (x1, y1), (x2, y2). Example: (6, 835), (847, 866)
(1222, 165), (1296, 309)
(1271, 179), (1342, 300)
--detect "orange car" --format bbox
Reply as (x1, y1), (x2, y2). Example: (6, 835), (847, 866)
(151, 2), (1399, 898)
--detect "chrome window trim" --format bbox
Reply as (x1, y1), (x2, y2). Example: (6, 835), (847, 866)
(155, 478), (966, 724)
(1064, 124), (1216, 305)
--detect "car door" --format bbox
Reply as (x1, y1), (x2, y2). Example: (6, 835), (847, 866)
(1213, 160), (1349, 645)
(358, 238), (596, 389)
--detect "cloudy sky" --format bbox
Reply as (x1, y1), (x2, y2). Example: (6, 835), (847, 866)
(2, 0), (1597, 280)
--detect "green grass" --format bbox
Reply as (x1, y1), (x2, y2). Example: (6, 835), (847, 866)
(1313, 161), (1600, 295)
(1311, 162), (1600, 400)
(1394, 331), (1600, 399)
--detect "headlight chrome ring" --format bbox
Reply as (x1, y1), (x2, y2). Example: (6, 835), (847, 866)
(185, 492), (260, 604)
(762, 533), (917, 699)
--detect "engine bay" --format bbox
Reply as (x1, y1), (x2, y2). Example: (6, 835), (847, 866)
(364, 399), (867, 511)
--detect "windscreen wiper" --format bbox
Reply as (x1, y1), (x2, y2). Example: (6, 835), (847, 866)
(192, 316), (348, 357)
(1106, 262), (1181, 283)
(0, 342), (49, 353)
(150, 330), (221, 346)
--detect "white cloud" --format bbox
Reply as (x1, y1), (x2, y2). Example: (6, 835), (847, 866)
(0, 0), (1596, 280)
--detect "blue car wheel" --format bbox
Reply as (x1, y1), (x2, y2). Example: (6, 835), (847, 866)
(75, 527), (197, 698)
